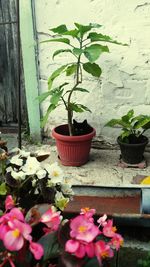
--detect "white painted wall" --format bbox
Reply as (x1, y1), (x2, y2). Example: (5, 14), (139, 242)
(34, 0), (150, 143)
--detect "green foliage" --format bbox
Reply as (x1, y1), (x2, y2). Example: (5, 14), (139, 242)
(39, 22), (126, 135)
(138, 252), (150, 267)
(105, 109), (150, 142)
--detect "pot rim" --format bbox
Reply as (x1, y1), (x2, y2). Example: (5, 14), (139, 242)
(117, 135), (149, 147)
(52, 124), (96, 142)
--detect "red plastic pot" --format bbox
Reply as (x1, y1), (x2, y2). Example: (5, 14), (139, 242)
(52, 124), (96, 166)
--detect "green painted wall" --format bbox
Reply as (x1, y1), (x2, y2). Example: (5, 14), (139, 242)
(20, 0), (41, 141)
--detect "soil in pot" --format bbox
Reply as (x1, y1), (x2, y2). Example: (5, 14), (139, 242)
(117, 135), (149, 164)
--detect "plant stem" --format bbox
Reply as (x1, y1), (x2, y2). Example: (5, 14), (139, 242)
(67, 38), (83, 136)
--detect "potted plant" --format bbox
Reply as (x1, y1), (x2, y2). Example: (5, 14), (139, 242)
(38, 22), (126, 166)
(105, 109), (150, 164)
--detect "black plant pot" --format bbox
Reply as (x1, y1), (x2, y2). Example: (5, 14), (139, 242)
(117, 135), (149, 164)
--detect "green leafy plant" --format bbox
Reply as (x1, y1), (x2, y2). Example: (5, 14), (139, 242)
(138, 252), (150, 267)
(105, 109), (150, 143)
(38, 22), (126, 136)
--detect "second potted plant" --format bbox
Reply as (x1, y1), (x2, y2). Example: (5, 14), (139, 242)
(38, 22), (126, 166)
(105, 109), (150, 165)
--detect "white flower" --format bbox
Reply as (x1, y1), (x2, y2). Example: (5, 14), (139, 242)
(21, 156), (41, 175)
(6, 166), (13, 173)
(36, 169), (46, 179)
(61, 183), (74, 195)
(11, 170), (26, 180)
(47, 162), (64, 184)
(19, 150), (30, 158)
(10, 155), (23, 166)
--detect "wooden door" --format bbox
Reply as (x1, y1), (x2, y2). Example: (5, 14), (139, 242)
(0, 0), (27, 128)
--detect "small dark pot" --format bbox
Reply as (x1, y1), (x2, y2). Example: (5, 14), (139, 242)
(117, 135), (149, 164)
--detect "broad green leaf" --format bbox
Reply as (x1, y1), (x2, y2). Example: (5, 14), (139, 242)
(69, 103), (85, 113)
(52, 49), (73, 59)
(50, 90), (63, 105)
(50, 24), (68, 34)
(84, 257), (100, 267)
(122, 110), (134, 123)
(133, 117), (150, 129)
(40, 104), (56, 128)
(48, 65), (68, 90)
(80, 104), (91, 112)
(83, 62), (102, 77)
(69, 103), (91, 113)
(36, 91), (51, 103)
(105, 119), (130, 128)
(62, 29), (79, 38)
(38, 231), (60, 261)
(89, 23), (102, 28)
(74, 23), (92, 37)
(121, 130), (130, 140)
(0, 183), (7, 195)
(73, 48), (84, 56)
(41, 38), (70, 45)
(66, 64), (77, 76)
(88, 32), (127, 45)
(74, 87), (89, 93)
(84, 44), (109, 62)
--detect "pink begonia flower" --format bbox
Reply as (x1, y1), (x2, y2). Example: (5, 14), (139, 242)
(95, 240), (114, 264)
(80, 207), (95, 222)
(5, 195), (15, 211)
(29, 241), (44, 260)
(103, 219), (117, 238)
(97, 214), (107, 227)
(65, 239), (95, 259)
(3, 219), (32, 251)
(40, 207), (61, 232)
(0, 224), (10, 240)
(70, 215), (99, 243)
(110, 233), (124, 250)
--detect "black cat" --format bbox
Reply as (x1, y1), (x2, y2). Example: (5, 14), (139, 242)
(73, 119), (93, 136)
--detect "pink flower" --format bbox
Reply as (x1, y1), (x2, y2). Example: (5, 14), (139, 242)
(5, 195), (15, 211)
(3, 219), (32, 251)
(29, 241), (44, 260)
(70, 215), (99, 243)
(40, 207), (61, 232)
(80, 207), (95, 221)
(65, 239), (95, 259)
(95, 240), (114, 264)
(110, 233), (124, 250)
(103, 219), (117, 238)
(97, 214), (107, 227)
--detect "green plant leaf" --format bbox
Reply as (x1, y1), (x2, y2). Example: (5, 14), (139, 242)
(36, 91), (52, 103)
(38, 231), (60, 261)
(0, 182), (7, 195)
(84, 44), (109, 63)
(69, 103), (91, 113)
(88, 32), (128, 45)
(105, 119), (130, 128)
(122, 109), (134, 123)
(133, 117), (150, 129)
(74, 87), (89, 93)
(40, 104), (56, 128)
(62, 29), (79, 38)
(74, 23), (92, 37)
(48, 65), (68, 90)
(42, 38), (70, 45)
(83, 62), (102, 77)
(73, 48), (84, 56)
(50, 89), (63, 105)
(49, 24), (68, 34)
(52, 49), (73, 59)
(66, 64), (77, 76)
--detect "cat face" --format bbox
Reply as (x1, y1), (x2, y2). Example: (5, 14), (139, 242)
(73, 119), (92, 135)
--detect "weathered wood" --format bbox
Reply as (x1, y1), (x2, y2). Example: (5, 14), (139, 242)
(0, 0), (27, 126)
